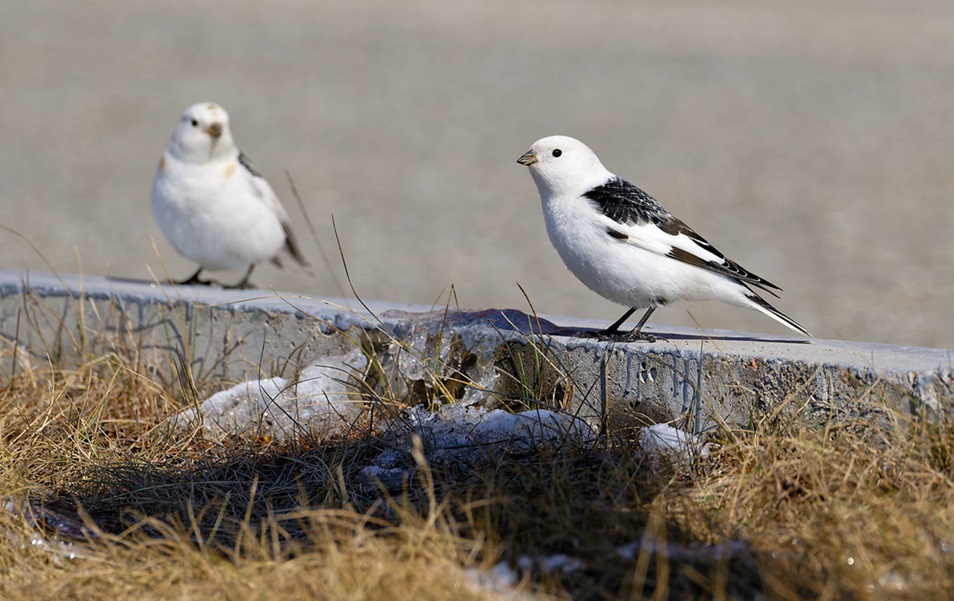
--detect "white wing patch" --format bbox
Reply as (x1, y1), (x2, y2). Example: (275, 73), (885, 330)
(603, 215), (781, 294)
(607, 219), (696, 258)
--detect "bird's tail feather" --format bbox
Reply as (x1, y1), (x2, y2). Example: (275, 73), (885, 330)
(744, 292), (811, 337)
(282, 222), (310, 267)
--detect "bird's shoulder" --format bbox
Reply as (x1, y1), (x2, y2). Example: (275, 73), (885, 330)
(583, 176), (721, 252)
(238, 151), (264, 179)
(582, 176), (675, 228)
(234, 151), (294, 221)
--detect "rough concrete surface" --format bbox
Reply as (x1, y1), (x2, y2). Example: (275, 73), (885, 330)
(1, 1), (953, 348)
(2, 271), (950, 435)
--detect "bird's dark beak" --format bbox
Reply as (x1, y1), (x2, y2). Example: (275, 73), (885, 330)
(207, 123), (223, 139)
(516, 149), (537, 166)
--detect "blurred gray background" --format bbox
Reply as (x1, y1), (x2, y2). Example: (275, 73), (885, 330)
(2, 0), (953, 348)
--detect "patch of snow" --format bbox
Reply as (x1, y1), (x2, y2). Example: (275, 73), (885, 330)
(359, 405), (595, 491)
(472, 409), (594, 453)
(171, 343), (596, 491)
(464, 561), (520, 590)
(517, 553), (583, 574)
(616, 539), (752, 563)
(462, 561), (541, 601)
(403, 404), (596, 454)
(173, 349), (367, 440)
(460, 554), (581, 601)
(639, 423), (709, 464)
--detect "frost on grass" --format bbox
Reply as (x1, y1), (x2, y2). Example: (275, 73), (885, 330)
(173, 349), (368, 439)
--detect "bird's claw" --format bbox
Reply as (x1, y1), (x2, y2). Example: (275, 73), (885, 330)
(172, 276), (213, 287)
(618, 330), (656, 343)
(568, 329), (658, 343)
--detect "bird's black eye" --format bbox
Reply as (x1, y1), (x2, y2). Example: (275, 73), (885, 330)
(191, 119), (199, 127)
(552, 149), (562, 157)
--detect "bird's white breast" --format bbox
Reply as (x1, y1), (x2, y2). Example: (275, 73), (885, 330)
(151, 153), (286, 271)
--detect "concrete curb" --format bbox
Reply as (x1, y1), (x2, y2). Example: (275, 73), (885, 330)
(1, 270), (951, 433)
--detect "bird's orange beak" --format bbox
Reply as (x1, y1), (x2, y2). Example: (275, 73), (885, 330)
(207, 123), (223, 138)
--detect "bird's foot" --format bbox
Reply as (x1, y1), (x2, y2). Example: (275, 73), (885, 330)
(570, 328), (657, 343)
(173, 276), (214, 287)
(574, 329), (607, 339)
(618, 330), (657, 343)
(225, 279), (255, 290)
(171, 268), (215, 287)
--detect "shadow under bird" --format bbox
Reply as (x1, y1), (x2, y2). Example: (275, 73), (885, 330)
(517, 135), (810, 342)
(151, 102), (308, 289)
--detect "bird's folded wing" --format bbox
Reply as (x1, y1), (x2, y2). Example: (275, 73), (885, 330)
(238, 152), (292, 221)
(609, 217), (782, 294)
(238, 151), (309, 267)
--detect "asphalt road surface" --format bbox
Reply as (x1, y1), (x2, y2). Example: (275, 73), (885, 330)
(2, 0), (953, 348)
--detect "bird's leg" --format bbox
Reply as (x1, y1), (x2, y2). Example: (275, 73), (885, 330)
(227, 264), (257, 290)
(174, 267), (212, 286)
(601, 307), (638, 335)
(621, 306), (657, 342)
(577, 307), (640, 339)
(563, 307), (661, 342)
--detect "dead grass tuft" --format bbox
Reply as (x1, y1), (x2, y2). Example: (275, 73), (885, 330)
(2, 328), (954, 600)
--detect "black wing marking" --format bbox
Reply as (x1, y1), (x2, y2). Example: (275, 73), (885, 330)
(238, 152), (263, 178)
(588, 177), (782, 295)
(584, 177), (673, 227)
(282, 221), (309, 267)
(238, 151), (309, 268)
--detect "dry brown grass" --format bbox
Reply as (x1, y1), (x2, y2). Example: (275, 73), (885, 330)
(675, 406), (954, 599)
(1, 334), (953, 600)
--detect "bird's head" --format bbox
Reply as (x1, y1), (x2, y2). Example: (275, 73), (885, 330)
(516, 135), (612, 198)
(166, 102), (236, 163)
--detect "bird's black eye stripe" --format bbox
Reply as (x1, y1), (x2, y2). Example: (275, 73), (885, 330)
(191, 119), (199, 127)
(552, 149), (562, 157)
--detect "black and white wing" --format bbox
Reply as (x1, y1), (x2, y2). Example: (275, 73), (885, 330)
(583, 176), (781, 295)
(238, 152), (309, 267)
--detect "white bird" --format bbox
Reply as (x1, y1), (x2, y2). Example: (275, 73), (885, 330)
(517, 135), (809, 341)
(151, 102), (308, 289)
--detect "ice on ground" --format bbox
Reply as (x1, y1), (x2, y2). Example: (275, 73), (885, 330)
(517, 553), (583, 574)
(173, 349), (367, 440)
(639, 423), (709, 464)
(359, 404), (595, 491)
(377, 323), (506, 409)
(1, 498), (87, 563)
(616, 538), (753, 563)
(403, 404), (595, 454)
(472, 408), (595, 453)
(461, 561), (543, 601)
(460, 554), (580, 601)
(170, 337), (595, 491)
